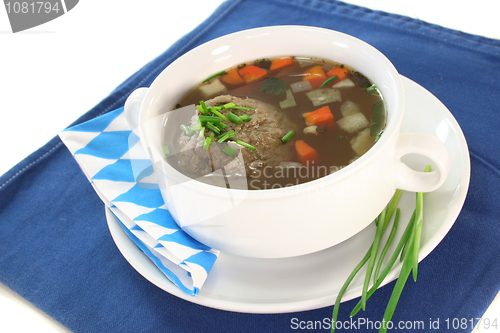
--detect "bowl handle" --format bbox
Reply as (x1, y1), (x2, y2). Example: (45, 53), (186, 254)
(392, 132), (450, 192)
(123, 87), (148, 130)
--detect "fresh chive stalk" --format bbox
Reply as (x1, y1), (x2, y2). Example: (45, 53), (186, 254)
(319, 75), (338, 89)
(281, 131), (296, 143)
(331, 166), (431, 333)
(236, 140), (256, 150)
(202, 70), (226, 83)
(349, 211), (416, 318)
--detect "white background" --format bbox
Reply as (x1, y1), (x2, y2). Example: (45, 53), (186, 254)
(0, 1), (498, 332)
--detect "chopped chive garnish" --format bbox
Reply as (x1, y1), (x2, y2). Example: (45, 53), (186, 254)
(236, 140), (256, 150)
(202, 70), (226, 83)
(319, 75), (338, 89)
(203, 136), (212, 150)
(205, 122), (221, 134)
(180, 124), (195, 137)
(217, 130), (235, 143)
(198, 126), (205, 139)
(281, 131), (296, 143)
(214, 121), (227, 131)
(222, 146), (237, 157)
(196, 105), (206, 114)
(338, 135), (346, 141)
(366, 84), (381, 97)
(228, 112), (242, 125)
(198, 115), (221, 123)
(222, 102), (236, 109)
(229, 106), (253, 110)
(200, 100), (210, 115)
(191, 123), (202, 131)
(163, 145), (170, 157)
(223, 102), (253, 111)
(210, 108), (227, 120)
(240, 114), (252, 122)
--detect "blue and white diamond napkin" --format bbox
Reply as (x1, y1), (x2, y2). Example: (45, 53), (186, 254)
(59, 107), (219, 295)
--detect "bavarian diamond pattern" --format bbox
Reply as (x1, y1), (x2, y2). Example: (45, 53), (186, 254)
(59, 107), (219, 295)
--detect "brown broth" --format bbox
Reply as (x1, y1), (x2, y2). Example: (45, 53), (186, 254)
(168, 56), (386, 190)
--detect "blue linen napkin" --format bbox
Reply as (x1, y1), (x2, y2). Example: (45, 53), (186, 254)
(1, 0), (500, 332)
(58, 107), (219, 296)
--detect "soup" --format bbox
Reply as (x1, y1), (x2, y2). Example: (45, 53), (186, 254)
(163, 56), (386, 190)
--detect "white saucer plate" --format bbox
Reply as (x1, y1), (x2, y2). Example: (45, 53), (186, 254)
(106, 75), (470, 314)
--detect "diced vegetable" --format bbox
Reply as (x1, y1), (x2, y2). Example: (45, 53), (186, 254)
(350, 128), (373, 156)
(340, 100), (361, 117)
(290, 80), (313, 93)
(305, 88), (341, 106)
(295, 140), (317, 165)
(332, 78), (355, 88)
(303, 125), (318, 135)
(269, 57), (294, 71)
(281, 131), (296, 143)
(222, 68), (244, 86)
(260, 76), (288, 95)
(279, 89), (296, 109)
(202, 70), (227, 83)
(337, 112), (370, 134)
(228, 112), (242, 125)
(198, 78), (228, 99)
(326, 67), (349, 83)
(303, 106), (334, 128)
(238, 65), (268, 83)
(302, 65), (327, 89)
(370, 100), (386, 136)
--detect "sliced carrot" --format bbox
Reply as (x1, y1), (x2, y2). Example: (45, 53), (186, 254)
(302, 65), (327, 89)
(325, 67), (349, 86)
(269, 57), (294, 71)
(303, 106), (335, 128)
(222, 68), (244, 86)
(238, 65), (268, 84)
(295, 140), (318, 165)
